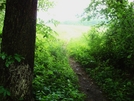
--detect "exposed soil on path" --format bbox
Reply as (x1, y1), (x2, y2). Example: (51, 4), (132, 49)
(69, 58), (108, 101)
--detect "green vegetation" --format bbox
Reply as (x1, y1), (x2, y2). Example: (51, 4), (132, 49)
(0, 0), (5, 11)
(67, 27), (134, 100)
(0, 11), (4, 35)
(67, 0), (134, 100)
(59, 19), (104, 26)
(0, 12), (85, 101)
(0, 0), (85, 100)
(68, 1), (134, 100)
(1, 0), (134, 100)
(33, 21), (85, 101)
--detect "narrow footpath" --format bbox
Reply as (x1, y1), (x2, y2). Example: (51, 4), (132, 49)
(69, 58), (108, 101)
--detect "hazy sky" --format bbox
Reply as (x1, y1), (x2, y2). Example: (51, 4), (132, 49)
(37, 0), (134, 22)
(37, 0), (90, 21)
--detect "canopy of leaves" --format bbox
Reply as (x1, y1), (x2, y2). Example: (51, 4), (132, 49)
(0, 0), (54, 11)
(83, 0), (134, 70)
(83, 0), (133, 20)
(38, 0), (55, 11)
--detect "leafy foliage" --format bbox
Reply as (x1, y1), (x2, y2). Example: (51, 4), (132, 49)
(36, 19), (58, 39)
(0, 86), (10, 97)
(0, 11), (4, 35)
(83, 0), (131, 20)
(0, 0), (5, 11)
(86, 64), (134, 101)
(38, 0), (55, 11)
(0, 0), (85, 100)
(0, 52), (24, 67)
(67, 26), (134, 101)
(33, 22), (85, 101)
(83, 0), (134, 72)
(104, 3), (134, 71)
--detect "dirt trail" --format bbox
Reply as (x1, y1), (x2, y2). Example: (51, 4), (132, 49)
(69, 58), (108, 101)
(54, 24), (108, 101)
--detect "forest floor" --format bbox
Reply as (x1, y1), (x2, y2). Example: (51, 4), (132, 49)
(69, 58), (108, 101)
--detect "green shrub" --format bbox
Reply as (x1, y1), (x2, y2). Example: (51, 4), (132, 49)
(33, 23), (85, 100)
(86, 62), (134, 101)
(67, 26), (134, 101)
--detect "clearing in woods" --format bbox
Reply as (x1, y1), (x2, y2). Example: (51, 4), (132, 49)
(48, 24), (90, 42)
(49, 24), (108, 101)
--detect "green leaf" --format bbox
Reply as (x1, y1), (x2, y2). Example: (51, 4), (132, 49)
(0, 87), (4, 94)
(3, 91), (6, 97)
(48, 70), (53, 75)
(1, 55), (6, 60)
(5, 63), (9, 67)
(14, 54), (24, 62)
(0, 86), (10, 96)
(127, 81), (131, 86)
(0, 52), (7, 60)
(127, 54), (131, 59)
(6, 90), (10, 96)
(5, 59), (14, 67)
(14, 56), (21, 62)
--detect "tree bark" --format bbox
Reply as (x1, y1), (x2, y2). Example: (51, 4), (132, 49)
(0, 0), (37, 100)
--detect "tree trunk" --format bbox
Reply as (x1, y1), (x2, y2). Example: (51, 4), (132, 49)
(0, 0), (37, 100)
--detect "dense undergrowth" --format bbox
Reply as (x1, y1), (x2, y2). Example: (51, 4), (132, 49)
(33, 21), (85, 101)
(67, 1), (134, 101)
(0, 14), (85, 100)
(67, 26), (134, 101)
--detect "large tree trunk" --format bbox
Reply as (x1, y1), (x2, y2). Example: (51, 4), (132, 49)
(0, 0), (37, 100)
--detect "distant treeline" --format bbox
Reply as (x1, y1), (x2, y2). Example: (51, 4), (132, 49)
(60, 19), (106, 26)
